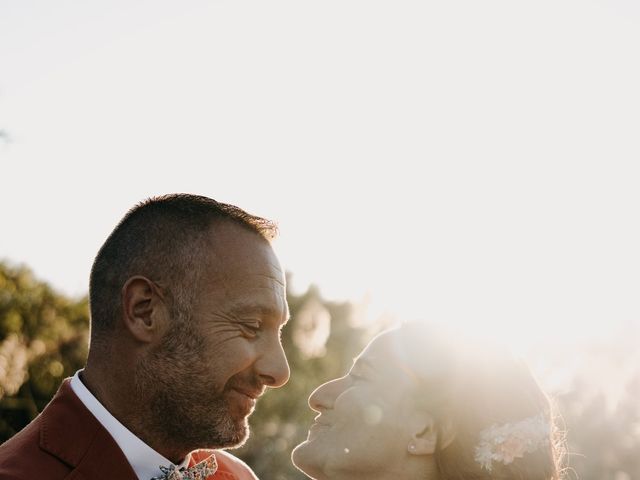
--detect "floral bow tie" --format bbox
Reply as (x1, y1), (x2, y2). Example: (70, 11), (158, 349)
(150, 454), (217, 480)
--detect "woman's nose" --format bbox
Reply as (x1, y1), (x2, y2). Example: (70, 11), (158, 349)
(308, 376), (347, 412)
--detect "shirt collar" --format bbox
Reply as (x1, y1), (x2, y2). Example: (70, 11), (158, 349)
(70, 370), (190, 480)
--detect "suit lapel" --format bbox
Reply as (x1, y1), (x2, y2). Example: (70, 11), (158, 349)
(39, 379), (138, 480)
(64, 426), (140, 480)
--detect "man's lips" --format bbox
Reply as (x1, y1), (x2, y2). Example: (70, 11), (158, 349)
(231, 387), (264, 400)
(228, 388), (262, 416)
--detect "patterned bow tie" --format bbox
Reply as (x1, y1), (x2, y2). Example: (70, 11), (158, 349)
(150, 454), (217, 480)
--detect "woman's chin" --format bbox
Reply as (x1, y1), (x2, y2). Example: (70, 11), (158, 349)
(291, 441), (311, 470)
(291, 440), (325, 479)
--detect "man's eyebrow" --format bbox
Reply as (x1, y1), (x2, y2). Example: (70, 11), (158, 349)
(230, 304), (290, 324)
(231, 304), (275, 314)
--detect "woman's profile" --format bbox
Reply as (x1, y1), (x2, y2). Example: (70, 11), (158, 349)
(291, 322), (566, 479)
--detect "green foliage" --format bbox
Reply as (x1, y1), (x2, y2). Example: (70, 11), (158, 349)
(0, 261), (377, 480)
(1, 260), (639, 479)
(0, 260), (89, 439)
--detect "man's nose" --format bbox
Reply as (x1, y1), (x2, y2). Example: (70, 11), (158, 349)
(257, 336), (290, 388)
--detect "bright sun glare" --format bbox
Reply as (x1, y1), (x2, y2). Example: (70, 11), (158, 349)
(1, 0), (639, 358)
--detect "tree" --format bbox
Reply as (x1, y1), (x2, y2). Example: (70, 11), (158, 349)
(4, 260), (636, 479)
(0, 260), (89, 440)
(0, 262), (379, 479)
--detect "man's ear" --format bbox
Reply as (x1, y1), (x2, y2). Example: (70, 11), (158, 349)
(406, 412), (456, 456)
(121, 276), (168, 343)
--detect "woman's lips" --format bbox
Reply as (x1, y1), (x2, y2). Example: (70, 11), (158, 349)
(313, 414), (331, 427)
(307, 421), (330, 440)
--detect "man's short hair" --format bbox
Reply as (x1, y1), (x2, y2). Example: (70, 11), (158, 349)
(89, 194), (277, 336)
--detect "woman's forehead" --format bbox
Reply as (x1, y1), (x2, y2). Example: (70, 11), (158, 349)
(356, 330), (405, 367)
(353, 331), (421, 396)
(357, 327), (445, 384)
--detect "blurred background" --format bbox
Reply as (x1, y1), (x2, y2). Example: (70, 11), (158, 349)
(1, 1), (639, 479)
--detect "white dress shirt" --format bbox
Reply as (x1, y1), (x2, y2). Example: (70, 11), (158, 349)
(70, 370), (189, 480)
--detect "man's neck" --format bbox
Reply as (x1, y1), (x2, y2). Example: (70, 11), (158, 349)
(81, 364), (189, 463)
(70, 370), (191, 479)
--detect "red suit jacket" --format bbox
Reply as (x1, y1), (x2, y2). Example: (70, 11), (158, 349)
(0, 380), (258, 480)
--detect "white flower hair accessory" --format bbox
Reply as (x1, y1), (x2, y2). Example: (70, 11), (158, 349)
(474, 413), (550, 472)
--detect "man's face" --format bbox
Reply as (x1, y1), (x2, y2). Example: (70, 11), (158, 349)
(140, 222), (290, 450)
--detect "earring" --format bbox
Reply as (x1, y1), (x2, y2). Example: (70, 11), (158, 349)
(408, 443), (417, 453)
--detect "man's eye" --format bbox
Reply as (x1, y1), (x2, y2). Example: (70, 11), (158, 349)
(241, 321), (261, 335)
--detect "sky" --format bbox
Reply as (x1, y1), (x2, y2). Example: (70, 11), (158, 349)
(1, 0), (639, 350)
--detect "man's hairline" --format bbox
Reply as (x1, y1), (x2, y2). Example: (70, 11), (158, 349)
(168, 218), (280, 314)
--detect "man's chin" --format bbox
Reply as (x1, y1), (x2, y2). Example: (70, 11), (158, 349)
(204, 417), (250, 450)
(221, 431), (250, 450)
(193, 392), (254, 449)
(226, 388), (258, 419)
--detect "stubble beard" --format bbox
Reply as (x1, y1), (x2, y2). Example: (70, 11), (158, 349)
(145, 381), (250, 449)
(134, 320), (250, 452)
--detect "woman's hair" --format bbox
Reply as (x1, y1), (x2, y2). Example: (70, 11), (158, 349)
(395, 322), (566, 480)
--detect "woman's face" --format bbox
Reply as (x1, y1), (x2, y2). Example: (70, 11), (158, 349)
(291, 330), (424, 480)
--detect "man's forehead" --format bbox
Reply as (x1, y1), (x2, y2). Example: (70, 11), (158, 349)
(205, 219), (271, 250)
(206, 232), (281, 273)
